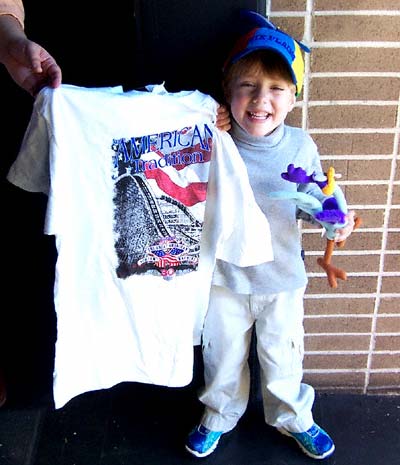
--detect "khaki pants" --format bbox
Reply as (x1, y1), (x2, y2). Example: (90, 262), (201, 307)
(199, 284), (314, 433)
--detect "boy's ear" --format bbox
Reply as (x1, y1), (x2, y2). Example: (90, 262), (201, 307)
(289, 92), (296, 111)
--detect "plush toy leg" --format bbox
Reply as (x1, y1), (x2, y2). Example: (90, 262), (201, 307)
(317, 217), (362, 288)
(317, 239), (347, 288)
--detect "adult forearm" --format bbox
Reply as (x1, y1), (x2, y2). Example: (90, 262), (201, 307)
(0, 0), (24, 27)
(0, 14), (26, 64)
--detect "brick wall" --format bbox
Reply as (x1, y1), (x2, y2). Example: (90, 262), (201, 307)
(266, 0), (400, 394)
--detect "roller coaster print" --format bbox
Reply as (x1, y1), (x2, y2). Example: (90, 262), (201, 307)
(113, 171), (204, 280)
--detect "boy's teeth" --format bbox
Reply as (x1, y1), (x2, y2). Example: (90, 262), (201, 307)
(250, 112), (268, 118)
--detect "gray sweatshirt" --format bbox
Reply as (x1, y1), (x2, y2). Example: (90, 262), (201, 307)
(213, 120), (328, 295)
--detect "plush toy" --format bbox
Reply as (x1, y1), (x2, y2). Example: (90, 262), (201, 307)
(269, 164), (361, 288)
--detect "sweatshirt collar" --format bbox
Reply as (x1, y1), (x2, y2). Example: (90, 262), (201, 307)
(230, 119), (285, 148)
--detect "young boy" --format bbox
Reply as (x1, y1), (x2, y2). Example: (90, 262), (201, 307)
(185, 12), (355, 461)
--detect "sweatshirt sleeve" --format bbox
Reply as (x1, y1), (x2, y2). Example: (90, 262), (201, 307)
(0, 0), (24, 28)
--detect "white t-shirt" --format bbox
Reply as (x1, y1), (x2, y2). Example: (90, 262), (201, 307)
(7, 84), (273, 408)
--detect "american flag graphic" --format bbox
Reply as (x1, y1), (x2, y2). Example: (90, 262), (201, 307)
(143, 141), (212, 207)
(113, 127), (214, 280)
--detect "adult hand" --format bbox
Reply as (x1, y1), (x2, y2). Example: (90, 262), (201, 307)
(0, 16), (62, 96)
(3, 36), (62, 96)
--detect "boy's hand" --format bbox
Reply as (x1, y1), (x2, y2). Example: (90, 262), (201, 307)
(334, 210), (356, 243)
(215, 104), (231, 131)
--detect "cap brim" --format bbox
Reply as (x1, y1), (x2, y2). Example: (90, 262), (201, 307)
(230, 45), (298, 90)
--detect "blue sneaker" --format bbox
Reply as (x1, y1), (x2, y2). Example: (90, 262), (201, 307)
(185, 424), (223, 458)
(277, 423), (335, 459)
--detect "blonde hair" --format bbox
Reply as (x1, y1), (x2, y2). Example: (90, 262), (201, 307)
(222, 50), (296, 102)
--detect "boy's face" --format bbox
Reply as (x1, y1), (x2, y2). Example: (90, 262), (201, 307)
(228, 68), (296, 137)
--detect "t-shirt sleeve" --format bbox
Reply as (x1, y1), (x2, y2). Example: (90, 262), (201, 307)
(6, 105), (50, 194)
(209, 129), (274, 267)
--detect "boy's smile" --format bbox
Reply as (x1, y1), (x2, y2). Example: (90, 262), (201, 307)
(229, 71), (296, 137)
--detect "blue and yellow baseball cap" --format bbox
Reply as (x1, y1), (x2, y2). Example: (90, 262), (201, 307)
(224, 11), (310, 96)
